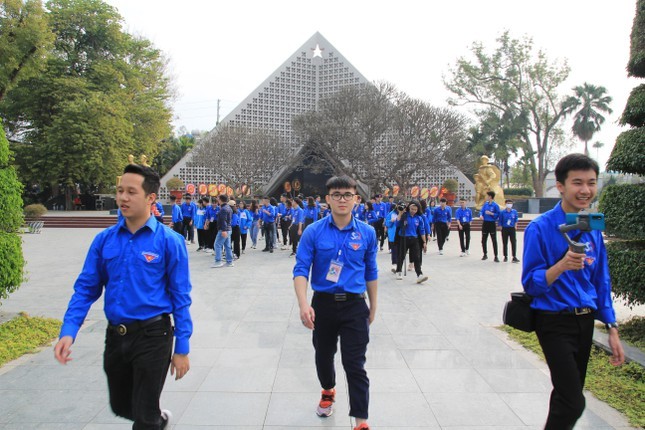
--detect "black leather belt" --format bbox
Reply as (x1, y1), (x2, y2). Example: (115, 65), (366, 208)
(538, 307), (594, 316)
(314, 292), (366, 302)
(108, 314), (169, 336)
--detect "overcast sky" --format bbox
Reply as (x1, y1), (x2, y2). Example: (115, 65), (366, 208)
(106, 0), (638, 170)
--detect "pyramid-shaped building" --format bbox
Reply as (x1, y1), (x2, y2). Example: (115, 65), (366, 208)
(160, 32), (474, 201)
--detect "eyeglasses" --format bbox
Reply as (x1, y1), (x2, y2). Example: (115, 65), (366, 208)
(330, 192), (356, 201)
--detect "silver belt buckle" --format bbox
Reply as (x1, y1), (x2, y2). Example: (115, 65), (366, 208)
(334, 293), (347, 302)
(117, 324), (127, 335)
(575, 307), (590, 315)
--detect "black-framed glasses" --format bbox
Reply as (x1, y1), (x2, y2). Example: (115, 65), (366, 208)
(330, 192), (355, 201)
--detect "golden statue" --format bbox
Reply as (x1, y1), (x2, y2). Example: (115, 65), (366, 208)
(474, 155), (506, 209)
(128, 154), (135, 164)
(140, 154), (150, 167)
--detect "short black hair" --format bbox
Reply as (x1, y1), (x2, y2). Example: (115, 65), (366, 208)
(169, 195), (177, 201)
(440, 198), (447, 203)
(555, 153), (599, 184)
(505, 199), (513, 203)
(460, 198), (466, 202)
(218, 194), (229, 203)
(184, 194), (192, 199)
(326, 175), (357, 192)
(123, 164), (160, 195)
(486, 191), (496, 199)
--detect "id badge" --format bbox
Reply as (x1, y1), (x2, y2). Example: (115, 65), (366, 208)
(326, 259), (344, 283)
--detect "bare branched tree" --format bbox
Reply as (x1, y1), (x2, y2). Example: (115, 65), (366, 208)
(189, 124), (294, 196)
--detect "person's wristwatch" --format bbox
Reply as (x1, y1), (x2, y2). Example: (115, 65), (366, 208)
(605, 322), (619, 331)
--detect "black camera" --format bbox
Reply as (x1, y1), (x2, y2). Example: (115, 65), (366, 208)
(396, 202), (406, 211)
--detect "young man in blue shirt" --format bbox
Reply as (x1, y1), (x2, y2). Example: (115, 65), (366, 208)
(479, 191), (500, 262)
(373, 194), (387, 251)
(169, 194), (183, 235)
(261, 196), (277, 253)
(54, 164), (192, 430)
(499, 199), (520, 263)
(455, 198), (472, 257)
(180, 194), (196, 244)
(293, 175), (378, 430)
(522, 154), (624, 429)
(289, 197), (305, 256)
(277, 193), (291, 250)
(211, 194), (234, 268)
(432, 198), (452, 255)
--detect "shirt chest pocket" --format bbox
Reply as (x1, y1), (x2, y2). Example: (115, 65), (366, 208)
(101, 247), (121, 272)
(345, 241), (366, 264)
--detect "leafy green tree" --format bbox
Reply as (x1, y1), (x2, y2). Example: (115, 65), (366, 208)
(445, 31), (572, 197)
(152, 133), (197, 177)
(0, 0), (53, 101)
(0, 0), (172, 206)
(562, 83), (612, 156)
(0, 120), (24, 303)
(592, 141), (604, 162)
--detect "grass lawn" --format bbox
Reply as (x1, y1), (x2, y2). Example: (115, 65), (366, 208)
(0, 312), (61, 367)
(500, 325), (645, 428)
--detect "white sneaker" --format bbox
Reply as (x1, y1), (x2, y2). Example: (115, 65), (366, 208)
(466, 250), (470, 255)
(439, 250), (444, 255)
(211, 262), (225, 268)
(396, 272), (403, 280)
(391, 264), (397, 273)
(161, 409), (173, 429)
(416, 274), (428, 284)
(460, 252), (466, 257)
(226, 262), (235, 267)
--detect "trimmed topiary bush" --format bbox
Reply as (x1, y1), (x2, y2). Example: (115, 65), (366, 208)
(599, 184), (645, 240)
(620, 83), (645, 127)
(606, 240), (645, 308)
(606, 129), (645, 175)
(23, 203), (47, 219)
(627, 0), (645, 77)
(0, 120), (25, 304)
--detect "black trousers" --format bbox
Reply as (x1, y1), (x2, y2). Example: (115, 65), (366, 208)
(388, 240), (398, 265)
(312, 293), (370, 419)
(182, 217), (193, 241)
(374, 219), (385, 249)
(172, 222), (183, 235)
(104, 317), (173, 430)
(481, 221), (498, 257)
(535, 312), (594, 430)
(231, 225), (241, 258)
(501, 227), (517, 258)
(458, 223), (471, 252)
(240, 232), (248, 251)
(396, 235), (422, 276)
(280, 221), (291, 245)
(263, 222), (275, 250)
(435, 222), (448, 251)
(289, 223), (301, 253)
(207, 224), (217, 249)
(196, 228), (206, 248)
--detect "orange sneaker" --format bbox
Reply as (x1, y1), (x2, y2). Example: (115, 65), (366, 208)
(316, 388), (336, 417)
(353, 423), (370, 430)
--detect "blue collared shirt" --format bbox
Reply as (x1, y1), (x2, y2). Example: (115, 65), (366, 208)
(171, 204), (183, 223)
(181, 201), (196, 218)
(293, 216), (378, 294)
(261, 204), (276, 223)
(304, 205), (319, 220)
(352, 203), (366, 221)
(480, 201), (500, 222)
(499, 208), (518, 228)
(373, 202), (386, 219)
(59, 216), (193, 353)
(433, 206), (452, 223)
(522, 201), (615, 323)
(455, 207), (472, 224)
(397, 213), (426, 237)
(277, 202), (288, 217)
(217, 204), (232, 231)
(291, 207), (304, 224)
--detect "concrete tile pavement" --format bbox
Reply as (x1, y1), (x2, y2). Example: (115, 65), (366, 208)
(0, 227), (639, 429)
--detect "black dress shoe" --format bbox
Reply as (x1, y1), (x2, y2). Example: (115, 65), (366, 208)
(481, 255), (488, 260)
(262, 248), (269, 252)
(512, 257), (520, 263)
(503, 257), (508, 262)
(494, 257), (500, 262)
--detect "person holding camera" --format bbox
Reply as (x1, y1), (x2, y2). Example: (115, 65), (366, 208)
(522, 154), (624, 429)
(394, 200), (428, 284)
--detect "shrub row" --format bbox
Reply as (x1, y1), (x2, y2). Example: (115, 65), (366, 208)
(598, 184), (645, 240)
(620, 83), (645, 127)
(503, 187), (533, 196)
(606, 240), (645, 308)
(0, 232), (24, 301)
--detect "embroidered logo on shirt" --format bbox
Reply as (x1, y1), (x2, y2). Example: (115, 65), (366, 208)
(142, 252), (159, 262)
(350, 231), (362, 240)
(584, 242), (595, 265)
(349, 242), (362, 251)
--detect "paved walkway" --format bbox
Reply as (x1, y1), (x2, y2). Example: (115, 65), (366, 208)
(0, 227), (639, 429)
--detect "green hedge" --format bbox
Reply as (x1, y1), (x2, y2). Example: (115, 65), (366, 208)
(0, 232), (24, 301)
(606, 129), (645, 175)
(598, 184), (645, 240)
(504, 187), (533, 196)
(628, 0), (645, 77)
(0, 120), (25, 303)
(620, 84), (645, 127)
(606, 240), (645, 307)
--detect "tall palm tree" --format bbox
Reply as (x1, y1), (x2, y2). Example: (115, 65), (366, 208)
(563, 83), (613, 156)
(592, 141), (604, 161)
